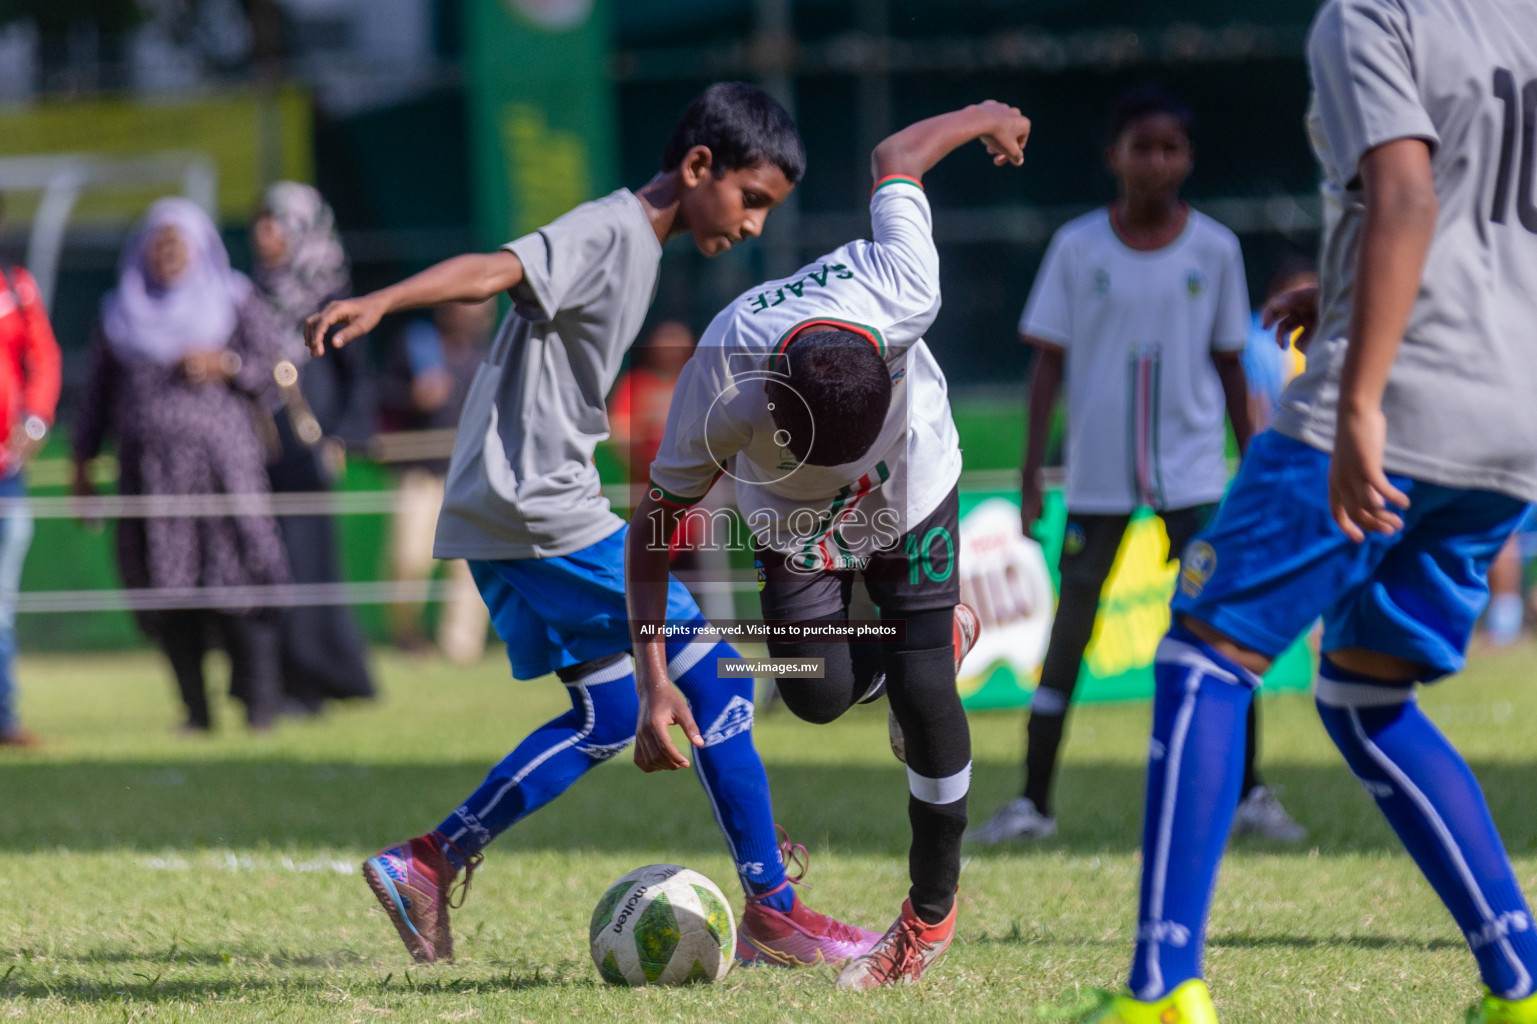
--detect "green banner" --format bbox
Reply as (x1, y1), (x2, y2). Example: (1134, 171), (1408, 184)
(956, 488), (1314, 711)
(463, 0), (616, 249)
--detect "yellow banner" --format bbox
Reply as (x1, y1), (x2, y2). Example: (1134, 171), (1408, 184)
(0, 87), (313, 225)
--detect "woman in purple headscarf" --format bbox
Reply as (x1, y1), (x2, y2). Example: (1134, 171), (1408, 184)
(72, 198), (290, 732)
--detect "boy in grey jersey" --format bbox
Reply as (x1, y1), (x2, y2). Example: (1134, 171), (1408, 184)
(1077, 2), (1537, 1021)
(304, 83), (886, 971)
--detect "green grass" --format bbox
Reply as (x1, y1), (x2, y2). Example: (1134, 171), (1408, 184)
(1, 646), (1534, 1022)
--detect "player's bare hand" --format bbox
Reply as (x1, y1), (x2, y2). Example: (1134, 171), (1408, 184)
(1262, 285), (1320, 354)
(1020, 474), (1044, 537)
(975, 100), (1031, 167)
(634, 682), (703, 772)
(304, 295), (386, 357)
(1329, 404), (1408, 543)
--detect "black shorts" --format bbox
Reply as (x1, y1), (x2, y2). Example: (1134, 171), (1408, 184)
(755, 486), (961, 623)
(1059, 503), (1217, 588)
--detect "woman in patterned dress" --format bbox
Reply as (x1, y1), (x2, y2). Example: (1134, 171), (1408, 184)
(72, 198), (290, 731)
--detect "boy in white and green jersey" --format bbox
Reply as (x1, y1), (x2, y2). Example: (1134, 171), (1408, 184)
(627, 100), (1033, 989)
(971, 84), (1304, 850)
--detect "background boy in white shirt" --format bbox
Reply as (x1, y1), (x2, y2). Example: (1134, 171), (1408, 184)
(971, 85), (1304, 846)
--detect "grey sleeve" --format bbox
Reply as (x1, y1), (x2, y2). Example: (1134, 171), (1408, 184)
(1307, 0), (1438, 187)
(501, 202), (619, 323)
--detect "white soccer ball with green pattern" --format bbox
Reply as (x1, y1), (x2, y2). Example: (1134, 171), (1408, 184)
(589, 864), (736, 986)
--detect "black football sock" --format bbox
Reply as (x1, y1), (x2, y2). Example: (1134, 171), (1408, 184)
(887, 636), (971, 926)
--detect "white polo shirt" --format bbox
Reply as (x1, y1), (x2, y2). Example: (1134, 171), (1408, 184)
(1021, 207), (1250, 514)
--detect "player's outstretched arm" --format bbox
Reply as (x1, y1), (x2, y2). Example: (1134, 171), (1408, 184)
(871, 101), (1032, 183)
(625, 489), (704, 772)
(1330, 137), (1436, 542)
(303, 250), (524, 356)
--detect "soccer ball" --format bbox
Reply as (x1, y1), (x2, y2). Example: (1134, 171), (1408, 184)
(589, 864), (736, 986)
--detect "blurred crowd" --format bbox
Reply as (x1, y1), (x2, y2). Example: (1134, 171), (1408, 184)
(2, 182), (498, 743)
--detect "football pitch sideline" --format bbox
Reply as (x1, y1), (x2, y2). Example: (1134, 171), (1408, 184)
(0, 648), (1532, 1023)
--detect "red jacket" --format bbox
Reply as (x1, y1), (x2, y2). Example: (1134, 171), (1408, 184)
(0, 267), (61, 476)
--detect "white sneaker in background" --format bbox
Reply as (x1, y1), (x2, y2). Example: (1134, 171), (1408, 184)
(1232, 784), (1308, 842)
(964, 796), (1057, 844)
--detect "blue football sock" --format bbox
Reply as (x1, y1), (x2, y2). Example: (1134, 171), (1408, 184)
(668, 623), (790, 909)
(1128, 625), (1260, 1001)
(1316, 658), (1537, 1000)
(436, 657), (638, 870)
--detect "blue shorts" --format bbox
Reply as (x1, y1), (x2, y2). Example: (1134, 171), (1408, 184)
(1172, 431), (1530, 680)
(470, 525), (705, 680)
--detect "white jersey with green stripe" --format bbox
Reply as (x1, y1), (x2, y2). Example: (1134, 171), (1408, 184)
(1020, 207), (1250, 514)
(647, 177), (962, 559)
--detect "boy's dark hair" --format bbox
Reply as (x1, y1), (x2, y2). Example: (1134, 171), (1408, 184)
(661, 82), (806, 184)
(766, 330), (891, 467)
(1109, 83), (1194, 143)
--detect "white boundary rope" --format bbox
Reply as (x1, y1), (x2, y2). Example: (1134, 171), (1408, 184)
(16, 580), (450, 613)
(7, 468), (1040, 614)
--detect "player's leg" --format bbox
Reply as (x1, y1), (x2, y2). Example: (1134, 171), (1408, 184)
(973, 514), (1128, 846)
(665, 608), (882, 966)
(1314, 489), (1537, 1009)
(1106, 433), (1390, 1019)
(546, 526), (876, 965)
(1317, 660), (1537, 1006)
(838, 488), (969, 989)
(364, 649), (639, 964)
(665, 623), (786, 901)
(1163, 502), (1306, 844)
(1125, 622), (1261, 1006)
(438, 652), (639, 858)
(362, 551), (641, 963)
(890, 607), (971, 917)
(838, 604), (969, 990)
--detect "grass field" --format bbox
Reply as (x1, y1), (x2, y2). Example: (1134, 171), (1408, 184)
(1, 646), (1534, 1022)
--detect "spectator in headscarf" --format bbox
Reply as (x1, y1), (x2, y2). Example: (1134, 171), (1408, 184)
(250, 182), (376, 712)
(72, 198), (289, 732)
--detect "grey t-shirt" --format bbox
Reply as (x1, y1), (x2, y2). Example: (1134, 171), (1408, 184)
(433, 189), (662, 559)
(1275, 0), (1537, 501)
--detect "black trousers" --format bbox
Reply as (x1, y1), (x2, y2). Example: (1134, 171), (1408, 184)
(159, 609), (281, 730)
(1024, 505), (1265, 813)
(266, 416), (376, 708)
